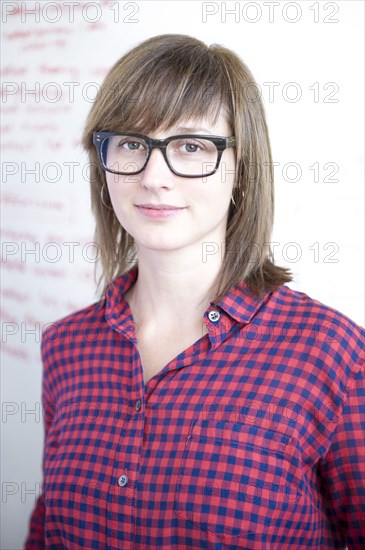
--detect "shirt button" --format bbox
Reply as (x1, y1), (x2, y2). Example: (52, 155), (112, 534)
(135, 399), (142, 412)
(208, 310), (220, 322)
(118, 474), (128, 487)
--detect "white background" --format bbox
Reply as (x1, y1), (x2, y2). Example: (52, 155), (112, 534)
(1, 1), (364, 547)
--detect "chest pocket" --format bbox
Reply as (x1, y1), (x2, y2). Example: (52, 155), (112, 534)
(173, 417), (307, 544)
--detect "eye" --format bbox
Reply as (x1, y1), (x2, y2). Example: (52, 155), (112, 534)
(125, 141), (141, 150)
(174, 139), (205, 154)
(117, 138), (146, 151)
(184, 142), (200, 153)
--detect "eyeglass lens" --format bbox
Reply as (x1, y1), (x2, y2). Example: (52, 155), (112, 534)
(102, 135), (219, 176)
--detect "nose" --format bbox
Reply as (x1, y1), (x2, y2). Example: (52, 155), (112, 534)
(139, 147), (174, 189)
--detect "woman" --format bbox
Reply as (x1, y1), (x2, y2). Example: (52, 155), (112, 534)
(25, 34), (364, 549)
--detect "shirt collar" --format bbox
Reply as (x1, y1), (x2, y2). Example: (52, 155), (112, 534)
(104, 265), (273, 343)
(213, 279), (272, 325)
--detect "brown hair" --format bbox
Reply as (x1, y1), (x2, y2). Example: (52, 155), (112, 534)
(81, 33), (293, 303)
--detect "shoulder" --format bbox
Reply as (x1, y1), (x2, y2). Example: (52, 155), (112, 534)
(266, 283), (365, 383)
(41, 298), (106, 347)
(272, 283), (365, 339)
(39, 298), (107, 399)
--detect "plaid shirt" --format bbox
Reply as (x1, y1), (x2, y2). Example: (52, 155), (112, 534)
(25, 266), (365, 549)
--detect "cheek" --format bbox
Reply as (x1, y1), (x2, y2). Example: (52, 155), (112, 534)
(105, 174), (131, 205)
(106, 172), (128, 190)
(208, 174), (235, 203)
(219, 151), (236, 187)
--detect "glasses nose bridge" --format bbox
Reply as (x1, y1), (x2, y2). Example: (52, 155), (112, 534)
(146, 138), (170, 170)
(149, 137), (169, 154)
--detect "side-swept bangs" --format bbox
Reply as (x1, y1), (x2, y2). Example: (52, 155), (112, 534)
(94, 41), (233, 136)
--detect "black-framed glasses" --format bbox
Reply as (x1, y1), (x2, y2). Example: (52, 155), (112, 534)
(93, 131), (236, 178)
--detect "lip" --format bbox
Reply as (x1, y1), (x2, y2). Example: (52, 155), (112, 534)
(135, 204), (187, 219)
(136, 204), (185, 210)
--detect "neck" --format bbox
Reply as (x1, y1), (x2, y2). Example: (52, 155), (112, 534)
(125, 240), (225, 331)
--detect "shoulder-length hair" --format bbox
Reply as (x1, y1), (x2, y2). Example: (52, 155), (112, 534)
(81, 33), (293, 303)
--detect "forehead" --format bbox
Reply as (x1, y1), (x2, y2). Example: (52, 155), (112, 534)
(139, 109), (232, 137)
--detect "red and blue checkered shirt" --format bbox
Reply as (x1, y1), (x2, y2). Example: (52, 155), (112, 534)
(25, 266), (365, 549)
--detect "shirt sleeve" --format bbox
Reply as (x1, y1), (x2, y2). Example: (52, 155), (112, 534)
(24, 331), (55, 549)
(318, 361), (365, 549)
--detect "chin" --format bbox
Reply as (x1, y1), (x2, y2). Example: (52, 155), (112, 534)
(135, 236), (186, 252)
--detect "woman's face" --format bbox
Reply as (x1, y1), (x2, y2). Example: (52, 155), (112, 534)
(105, 110), (237, 257)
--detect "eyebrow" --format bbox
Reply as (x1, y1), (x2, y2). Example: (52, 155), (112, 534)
(173, 126), (214, 134)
